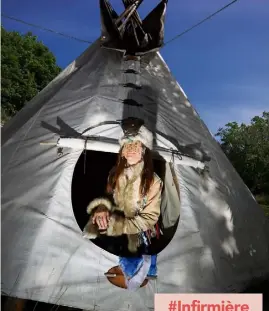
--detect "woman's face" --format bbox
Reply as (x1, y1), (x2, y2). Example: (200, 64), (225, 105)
(122, 141), (143, 165)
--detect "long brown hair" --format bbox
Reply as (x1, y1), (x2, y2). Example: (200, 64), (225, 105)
(106, 145), (154, 196)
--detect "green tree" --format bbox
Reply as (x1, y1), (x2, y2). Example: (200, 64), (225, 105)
(215, 111), (269, 198)
(1, 26), (61, 123)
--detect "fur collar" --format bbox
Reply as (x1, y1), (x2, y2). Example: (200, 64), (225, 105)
(124, 160), (144, 182)
(113, 161), (144, 217)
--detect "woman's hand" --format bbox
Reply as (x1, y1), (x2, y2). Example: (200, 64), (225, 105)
(92, 210), (110, 230)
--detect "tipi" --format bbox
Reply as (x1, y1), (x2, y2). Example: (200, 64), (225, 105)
(2, 1), (269, 310)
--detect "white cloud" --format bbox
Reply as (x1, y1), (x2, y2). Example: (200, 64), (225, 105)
(195, 80), (269, 135)
(200, 104), (268, 136)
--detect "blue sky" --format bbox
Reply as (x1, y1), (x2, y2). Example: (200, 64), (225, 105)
(2, 0), (269, 135)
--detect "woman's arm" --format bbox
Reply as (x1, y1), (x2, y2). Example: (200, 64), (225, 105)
(86, 197), (113, 231)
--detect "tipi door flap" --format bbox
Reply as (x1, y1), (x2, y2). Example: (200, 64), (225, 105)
(161, 162), (181, 228)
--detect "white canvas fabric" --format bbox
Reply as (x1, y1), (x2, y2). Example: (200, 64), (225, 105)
(2, 39), (269, 311)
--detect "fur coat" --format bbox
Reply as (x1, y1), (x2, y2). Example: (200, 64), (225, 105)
(83, 161), (163, 252)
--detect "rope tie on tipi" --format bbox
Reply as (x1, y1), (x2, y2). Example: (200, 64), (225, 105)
(83, 137), (88, 175)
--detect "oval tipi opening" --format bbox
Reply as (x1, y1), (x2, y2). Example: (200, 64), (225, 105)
(71, 148), (181, 257)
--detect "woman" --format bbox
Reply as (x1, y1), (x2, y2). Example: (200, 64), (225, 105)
(83, 122), (163, 288)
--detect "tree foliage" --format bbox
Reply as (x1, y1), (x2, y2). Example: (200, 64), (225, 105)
(1, 26), (61, 123)
(216, 111), (269, 197)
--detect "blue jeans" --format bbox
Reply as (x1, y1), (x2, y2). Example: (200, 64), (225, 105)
(119, 254), (157, 278)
